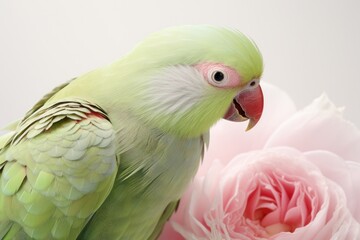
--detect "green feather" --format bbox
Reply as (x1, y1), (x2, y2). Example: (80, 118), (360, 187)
(1, 162), (26, 196)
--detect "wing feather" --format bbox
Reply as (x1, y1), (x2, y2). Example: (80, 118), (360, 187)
(0, 100), (118, 239)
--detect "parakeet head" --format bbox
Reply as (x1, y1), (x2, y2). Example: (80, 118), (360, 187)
(101, 25), (263, 137)
(115, 25), (264, 137)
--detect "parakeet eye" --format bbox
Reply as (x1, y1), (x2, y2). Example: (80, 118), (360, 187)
(195, 62), (242, 88)
(208, 69), (229, 86)
(213, 71), (225, 82)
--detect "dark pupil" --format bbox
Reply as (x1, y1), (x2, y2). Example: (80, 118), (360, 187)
(214, 71), (224, 81)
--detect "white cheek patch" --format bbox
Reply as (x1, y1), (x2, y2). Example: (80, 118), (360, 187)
(145, 65), (208, 115)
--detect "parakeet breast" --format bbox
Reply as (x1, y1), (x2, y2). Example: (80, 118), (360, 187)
(79, 113), (206, 239)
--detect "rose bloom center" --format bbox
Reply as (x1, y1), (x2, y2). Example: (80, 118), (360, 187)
(222, 168), (319, 238)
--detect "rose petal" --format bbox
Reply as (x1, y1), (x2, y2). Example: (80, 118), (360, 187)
(305, 150), (360, 222)
(265, 94), (360, 162)
(159, 223), (184, 240)
(208, 147), (330, 239)
(346, 161), (360, 221)
(276, 180), (360, 240)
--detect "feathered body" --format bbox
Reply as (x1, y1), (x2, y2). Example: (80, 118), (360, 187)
(0, 26), (263, 239)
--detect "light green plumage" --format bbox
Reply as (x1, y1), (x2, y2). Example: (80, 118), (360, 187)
(0, 99), (117, 239)
(0, 25), (263, 239)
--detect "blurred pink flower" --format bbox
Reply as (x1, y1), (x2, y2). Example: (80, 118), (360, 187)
(159, 82), (360, 240)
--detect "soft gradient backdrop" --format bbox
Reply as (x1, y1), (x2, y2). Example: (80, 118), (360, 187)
(1, 0), (359, 128)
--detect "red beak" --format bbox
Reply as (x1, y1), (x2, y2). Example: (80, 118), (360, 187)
(223, 85), (264, 130)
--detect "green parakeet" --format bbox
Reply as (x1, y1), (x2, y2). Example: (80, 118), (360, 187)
(0, 25), (263, 239)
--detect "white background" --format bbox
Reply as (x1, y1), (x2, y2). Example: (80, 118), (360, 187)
(1, 0), (359, 128)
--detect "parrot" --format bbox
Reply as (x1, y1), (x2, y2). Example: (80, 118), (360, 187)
(0, 25), (263, 239)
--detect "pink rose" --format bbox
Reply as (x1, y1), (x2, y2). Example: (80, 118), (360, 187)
(159, 83), (360, 240)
